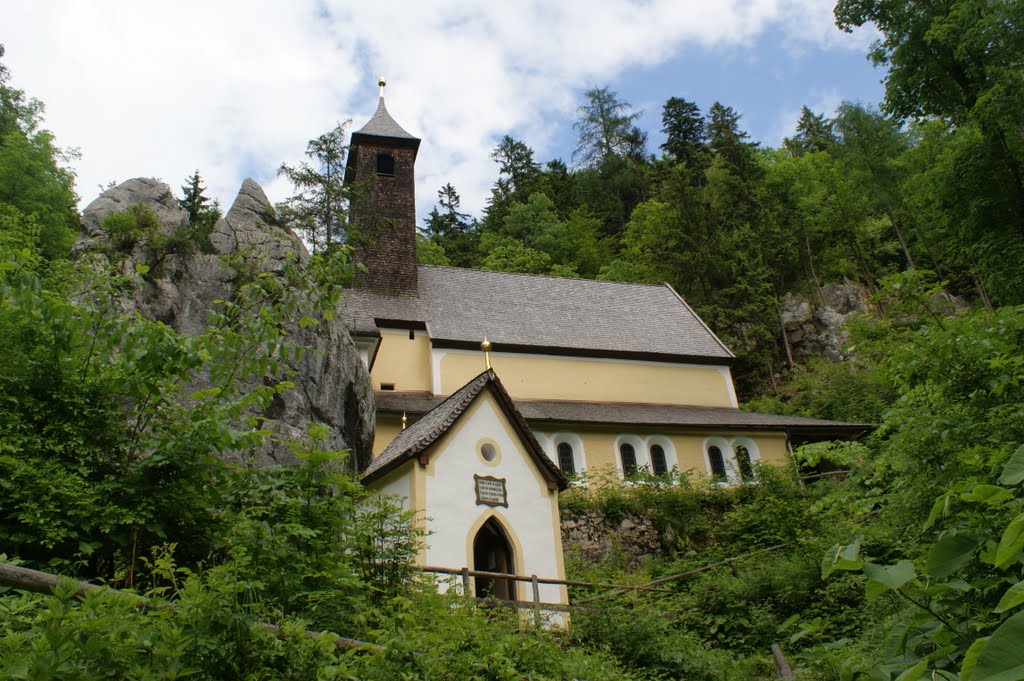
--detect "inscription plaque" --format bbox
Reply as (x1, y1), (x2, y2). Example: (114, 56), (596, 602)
(474, 474), (508, 508)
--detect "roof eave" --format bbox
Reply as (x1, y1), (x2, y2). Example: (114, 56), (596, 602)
(429, 338), (734, 366)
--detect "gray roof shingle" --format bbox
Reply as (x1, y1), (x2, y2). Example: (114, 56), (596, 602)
(342, 266), (734, 362)
(354, 97), (418, 140)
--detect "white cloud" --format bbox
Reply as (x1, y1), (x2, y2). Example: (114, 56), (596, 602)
(3, 0), (871, 222)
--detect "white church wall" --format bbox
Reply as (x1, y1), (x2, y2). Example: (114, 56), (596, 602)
(421, 391), (567, 605)
(371, 465), (413, 511)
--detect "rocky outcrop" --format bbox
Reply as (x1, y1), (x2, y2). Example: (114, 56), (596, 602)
(780, 283), (868, 361)
(73, 178), (374, 468)
(561, 510), (662, 567)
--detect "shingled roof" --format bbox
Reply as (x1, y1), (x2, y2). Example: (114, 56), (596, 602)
(374, 391), (872, 446)
(341, 265), (734, 363)
(353, 97), (418, 140)
(363, 370), (567, 489)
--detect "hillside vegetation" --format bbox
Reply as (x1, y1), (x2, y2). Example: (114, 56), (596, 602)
(2, 2), (1024, 678)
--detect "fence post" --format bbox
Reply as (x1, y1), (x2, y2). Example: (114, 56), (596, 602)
(531, 574), (541, 626)
(461, 567), (471, 597)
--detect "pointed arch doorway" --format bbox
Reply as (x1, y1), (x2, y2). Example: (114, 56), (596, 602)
(473, 517), (516, 601)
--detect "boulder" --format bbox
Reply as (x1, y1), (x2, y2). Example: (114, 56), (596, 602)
(72, 178), (374, 469)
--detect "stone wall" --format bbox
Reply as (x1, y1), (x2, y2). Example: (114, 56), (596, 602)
(560, 509), (662, 567)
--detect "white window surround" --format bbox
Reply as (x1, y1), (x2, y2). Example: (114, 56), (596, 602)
(701, 436), (761, 485)
(550, 432), (586, 477)
(644, 435), (678, 475)
(731, 436), (761, 481)
(614, 434), (647, 479)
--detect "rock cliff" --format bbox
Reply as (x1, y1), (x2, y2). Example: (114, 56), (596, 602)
(780, 283), (868, 361)
(73, 178), (374, 469)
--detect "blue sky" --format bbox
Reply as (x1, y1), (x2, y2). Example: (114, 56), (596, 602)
(2, 1), (884, 223)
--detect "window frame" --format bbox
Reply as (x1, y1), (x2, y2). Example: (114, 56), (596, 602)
(375, 152), (395, 176)
(557, 442), (576, 476)
(614, 434), (646, 480)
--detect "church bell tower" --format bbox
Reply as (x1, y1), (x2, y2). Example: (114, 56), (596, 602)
(345, 78), (420, 296)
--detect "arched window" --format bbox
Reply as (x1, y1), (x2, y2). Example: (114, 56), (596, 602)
(736, 445), (755, 482)
(557, 442), (575, 476)
(620, 443), (637, 478)
(707, 445), (727, 481)
(376, 153), (395, 176)
(650, 444), (668, 476)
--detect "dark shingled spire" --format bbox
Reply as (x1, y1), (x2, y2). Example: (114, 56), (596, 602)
(354, 97), (418, 140)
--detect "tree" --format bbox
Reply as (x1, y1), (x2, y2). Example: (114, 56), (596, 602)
(423, 182), (477, 267)
(706, 102), (760, 181)
(831, 103), (920, 271)
(835, 0), (1024, 237)
(0, 44), (79, 260)
(572, 86), (644, 167)
(178, 170), (221, 251)
(481, 136), (540, 231)
(783, 106), (836, 156)
(490, 136), (540, 198)
(277, 122), (351, 253)
(660, 96), (708, 169)
(178, 170), (218, 226)
(424, 182), (470, 239)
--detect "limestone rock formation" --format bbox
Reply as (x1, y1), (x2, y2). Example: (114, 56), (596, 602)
(73, 178), (374, 468)
(780, 283), (868, 361)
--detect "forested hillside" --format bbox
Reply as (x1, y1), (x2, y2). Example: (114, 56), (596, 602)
(418, 0), (1024, 398)
(2, 1), (1024, 678)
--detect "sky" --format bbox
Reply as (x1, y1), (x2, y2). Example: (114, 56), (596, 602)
(2, 1), (884, 224)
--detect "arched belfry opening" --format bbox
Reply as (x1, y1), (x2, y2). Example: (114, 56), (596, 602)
(473, 517), (516, 601)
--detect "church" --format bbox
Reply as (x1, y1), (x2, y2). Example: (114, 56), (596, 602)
(341, 85), (868, 609)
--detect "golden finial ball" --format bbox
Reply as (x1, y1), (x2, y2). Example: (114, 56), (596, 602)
(481, 338), (492, 353)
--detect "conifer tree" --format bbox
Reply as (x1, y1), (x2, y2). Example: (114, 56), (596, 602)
(660, 96), (708, 169)
(277, 122), (351, 253)
(572, 87), (643, 167)
(179, 171), (220, 226)
(783, 106), (836, 156)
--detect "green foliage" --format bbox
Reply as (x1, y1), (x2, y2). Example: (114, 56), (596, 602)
(415, 232), (450, 265)
(0, 47), (78, 261)
(562, 466), (872, 677)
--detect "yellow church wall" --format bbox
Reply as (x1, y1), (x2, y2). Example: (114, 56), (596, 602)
(371, 328), (432, 392)
(438, 350), (736, 407)
(373, 415), (405, 457)
(537, 427), (790, 481)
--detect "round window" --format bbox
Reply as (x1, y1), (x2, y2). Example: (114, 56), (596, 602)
(480, 443), (497, 462)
